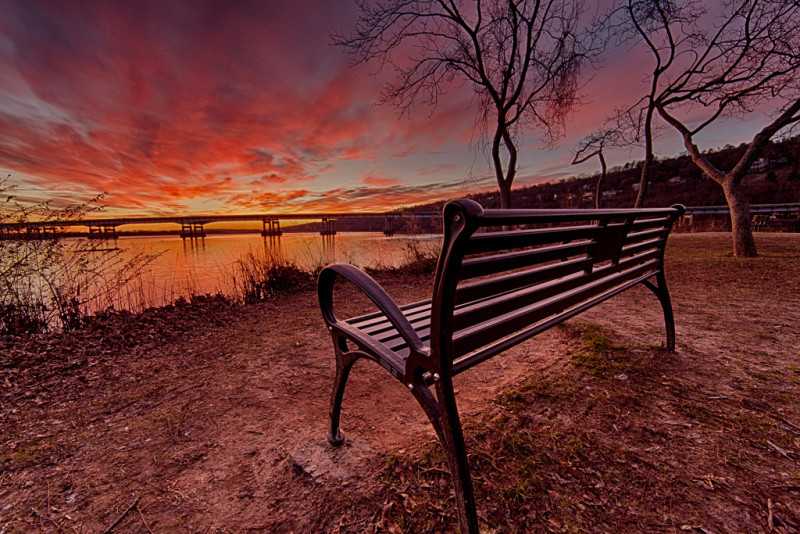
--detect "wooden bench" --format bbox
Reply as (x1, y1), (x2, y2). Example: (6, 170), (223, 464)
(318, 199), (685, 533)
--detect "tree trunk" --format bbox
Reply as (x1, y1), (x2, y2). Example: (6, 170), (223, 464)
(492, 120), (517, 210)
(595, 151), (607, 209)
(655, 104), (761, 258)
(499, 183), (513, 209)
(634, 106), (655, 208)
(722, 177), (758, 258)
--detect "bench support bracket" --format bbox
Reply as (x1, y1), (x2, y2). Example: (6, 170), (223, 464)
(642, 270), (676, 351)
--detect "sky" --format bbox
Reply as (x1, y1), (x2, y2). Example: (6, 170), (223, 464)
(0, 0), (768, 217)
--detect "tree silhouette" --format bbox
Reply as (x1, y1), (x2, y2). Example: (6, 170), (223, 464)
(606, 0), (704, 207)
(573, 115), (636, 208)
(626, 0), (800, 256)
(334, 0), (601, 208)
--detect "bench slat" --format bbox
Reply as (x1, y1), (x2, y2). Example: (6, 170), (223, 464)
(357, 305), (432, 337)
(373, 313), (431, 344)
(385, 326), (431, 353)
(629, 216), (673, 231)
(475, 206), (679, 225)
(452, 258), (660, 357)
(346, 299), (432, 326)
(460, 240), (593, 279)
(465, 225), (603, 255)
(619, 237), (666, 258)
(455, 257), (594, 305)
(624, 227), (670, 245)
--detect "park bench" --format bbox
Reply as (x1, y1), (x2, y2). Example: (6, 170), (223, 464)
(318, 198), (685, 533)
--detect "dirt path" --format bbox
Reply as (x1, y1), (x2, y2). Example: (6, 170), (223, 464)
(2, 232), (799, 532)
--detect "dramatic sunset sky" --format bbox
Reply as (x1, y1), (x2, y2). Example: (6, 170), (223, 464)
(0, 0), (763, 216)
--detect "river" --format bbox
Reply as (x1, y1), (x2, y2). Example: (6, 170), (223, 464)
(111, 232), (441, 308)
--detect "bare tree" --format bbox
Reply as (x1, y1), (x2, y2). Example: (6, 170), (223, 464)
(573, 114), (635, 208)
(334, 0), (600, 208)
(629, 0), (800, 257)
(611, 0), (705, 207)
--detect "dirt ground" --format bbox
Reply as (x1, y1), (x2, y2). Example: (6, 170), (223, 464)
(1, 232), (799, 533)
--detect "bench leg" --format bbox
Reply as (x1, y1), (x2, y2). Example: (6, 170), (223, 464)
(643, 271), (676, 351)
(328, 348), (360, 446)
(434, 375), (480, 534)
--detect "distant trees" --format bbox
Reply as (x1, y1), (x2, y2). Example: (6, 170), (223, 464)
(615, 0), (800, 257)
(334, 0), (601, 208)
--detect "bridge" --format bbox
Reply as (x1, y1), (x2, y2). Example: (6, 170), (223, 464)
(683, 202), (800, 216)
(680, 202), (800, 225)
(0, 211), (443, 239)
(1, 202), (797, 240)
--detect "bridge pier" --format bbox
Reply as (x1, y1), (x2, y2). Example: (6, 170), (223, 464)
(321, 217), (336, 236)
(261, 218), (282, 237)
(180, 222), (206, 239)
(383, 217), (395, 237)
(88, 224), (117, 240)
(41, 225), (62, 239)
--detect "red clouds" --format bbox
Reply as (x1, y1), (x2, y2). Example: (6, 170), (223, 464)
(0, 1), (505, 216)
(0, 1), (700, 217)
(361, 174), (401, 187)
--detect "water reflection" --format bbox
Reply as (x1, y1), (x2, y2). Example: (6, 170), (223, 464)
(113, 232), (440, 308)
(321, 234), (336, 266)
(182, 235), (206, 254)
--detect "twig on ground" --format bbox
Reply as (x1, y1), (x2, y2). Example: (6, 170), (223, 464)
(766, 440), (796, 461)
(102, 495), (140, 533)
(771, 484), (800, 491)
(776, 417), (800, 436)
(748, 405), (800, 436)
(30, 507), (62, 531)
(136, 502), (154, 534)
(767, 498), (775, 530)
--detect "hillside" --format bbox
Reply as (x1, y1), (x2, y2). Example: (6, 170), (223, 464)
(418, 135), (800, 213)
(286, 136), (800, 234)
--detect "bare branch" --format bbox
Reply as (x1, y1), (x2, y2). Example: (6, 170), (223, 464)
(630, 0), (800, 257)
(333, 0), (604, 208)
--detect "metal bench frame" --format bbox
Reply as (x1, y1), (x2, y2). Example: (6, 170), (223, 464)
(318, 198), (685, 533)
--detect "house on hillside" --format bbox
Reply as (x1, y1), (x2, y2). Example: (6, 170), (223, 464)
(750, 158), (769, 172)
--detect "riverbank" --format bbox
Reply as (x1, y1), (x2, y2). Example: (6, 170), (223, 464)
(2, 232), (799, 532)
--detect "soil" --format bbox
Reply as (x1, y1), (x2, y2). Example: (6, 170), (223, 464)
(1, 232), (799, 533)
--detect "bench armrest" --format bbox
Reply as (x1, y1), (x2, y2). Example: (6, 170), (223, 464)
(318, 263), (426, 354)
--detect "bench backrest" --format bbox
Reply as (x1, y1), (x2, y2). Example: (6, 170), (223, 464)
(429, 199), (685, 376)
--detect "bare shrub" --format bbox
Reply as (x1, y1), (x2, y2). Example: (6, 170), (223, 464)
(228, 250), (317, 303)
(0, 177), (157, 334)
